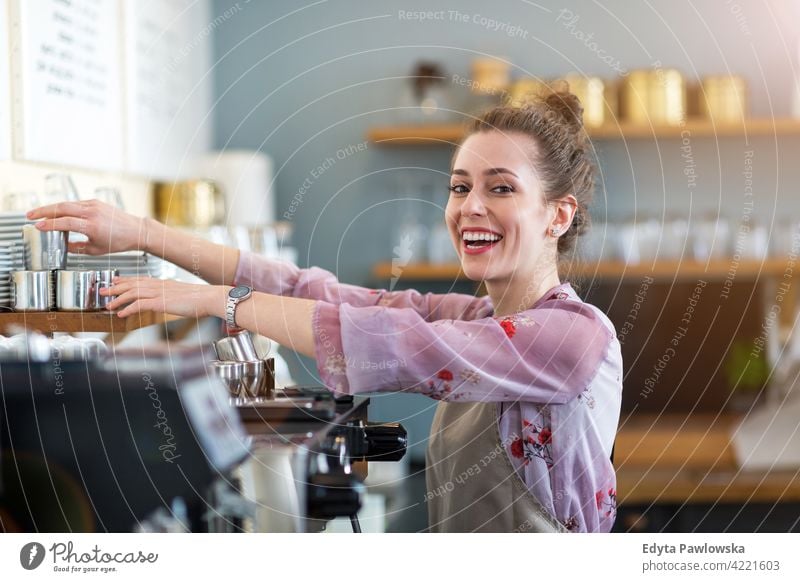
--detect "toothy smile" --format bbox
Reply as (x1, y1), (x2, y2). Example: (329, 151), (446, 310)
(460, 228), (503, 253)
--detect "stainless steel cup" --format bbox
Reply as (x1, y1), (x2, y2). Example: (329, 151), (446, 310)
(239, 359), (268, 400)
(23, 224), (68, 270)
(208, 358), (275, 400)
(94, 269), (119, 309)
(208, 360), (247, 397)
(213, 331), (260, 362)
(254, 357), (275, 400)
(11, 270), (52, 311)
(56, 270), (97, 311)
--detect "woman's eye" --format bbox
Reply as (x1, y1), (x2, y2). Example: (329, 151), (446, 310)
(448, 184), (469, 195)
(490, 185), (514, 194)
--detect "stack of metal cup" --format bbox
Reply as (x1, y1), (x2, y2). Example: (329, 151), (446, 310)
(12, 225), (118, 311)
(12, 225), (67, 311)
(209, 330), (275, 400)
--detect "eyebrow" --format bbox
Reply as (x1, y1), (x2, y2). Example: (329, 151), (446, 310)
(451, 167), (519, 178)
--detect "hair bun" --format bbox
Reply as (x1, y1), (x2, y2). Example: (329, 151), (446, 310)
(541, 83), (584, 132)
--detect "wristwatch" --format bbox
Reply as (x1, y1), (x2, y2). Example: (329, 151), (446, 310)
(225, 285), (253, 329)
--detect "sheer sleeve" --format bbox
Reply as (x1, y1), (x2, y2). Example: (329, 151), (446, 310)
(313, 296), (613, 404)
(235, 250), (491, 321)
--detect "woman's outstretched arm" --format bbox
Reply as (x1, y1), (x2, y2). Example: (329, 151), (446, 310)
(28, 200), (240, 285)
(102, 278), (615, 405)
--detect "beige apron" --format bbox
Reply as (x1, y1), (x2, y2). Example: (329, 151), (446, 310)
(426, 401), (567, 533)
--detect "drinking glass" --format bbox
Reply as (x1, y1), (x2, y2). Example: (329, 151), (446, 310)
(44, 174), (80, 204)
(3, 191), (40, 212)
(93, 187), (124, 210)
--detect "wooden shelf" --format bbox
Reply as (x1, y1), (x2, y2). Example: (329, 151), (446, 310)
(367, 123), (468, 146)
(0, 310), (182, 335)
(615, 413), (800, 504)
(367, 118), (800, 145)
(373, 262), (463, 281)
(373, 259), (789, 283)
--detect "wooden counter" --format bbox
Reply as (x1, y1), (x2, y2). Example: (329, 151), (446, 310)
(615, 413), (800, 505)
(0, 310), (182, 335)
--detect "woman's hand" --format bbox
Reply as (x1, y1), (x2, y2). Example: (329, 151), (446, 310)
(26, 200), (154, 255)
(100, 276), (228, 319)
(102, 276), (319, 358)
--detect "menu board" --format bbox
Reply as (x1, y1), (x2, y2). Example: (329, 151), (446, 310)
(123, 0), (212, 179)
(12, 0), (123, 170)
(0, 0), (11, 161)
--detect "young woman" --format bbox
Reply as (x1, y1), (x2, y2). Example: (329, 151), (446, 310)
(29, 90), (622, 533)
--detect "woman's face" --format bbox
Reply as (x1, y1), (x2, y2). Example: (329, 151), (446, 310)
(446, 131), (556, 283)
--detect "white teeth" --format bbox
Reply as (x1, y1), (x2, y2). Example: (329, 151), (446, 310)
(462, 231), (502, 242)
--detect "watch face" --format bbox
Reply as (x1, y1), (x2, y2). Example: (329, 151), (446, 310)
(229, 286), (251, 299)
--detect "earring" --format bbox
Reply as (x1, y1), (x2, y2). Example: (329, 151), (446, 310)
(550, 227), (560, 237)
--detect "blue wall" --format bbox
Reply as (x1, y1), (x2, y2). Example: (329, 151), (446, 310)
(211, 0), (800, 459)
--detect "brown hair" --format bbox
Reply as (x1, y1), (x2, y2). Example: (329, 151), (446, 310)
(456, 89), (596, 268)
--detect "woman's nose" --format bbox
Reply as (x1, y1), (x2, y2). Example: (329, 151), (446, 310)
(460, 190), (486, 217)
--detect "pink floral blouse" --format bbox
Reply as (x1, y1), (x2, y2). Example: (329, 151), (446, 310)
(235, 251), (623, 533)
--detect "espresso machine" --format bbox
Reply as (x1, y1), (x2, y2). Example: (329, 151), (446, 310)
(0, 333), (406, 533)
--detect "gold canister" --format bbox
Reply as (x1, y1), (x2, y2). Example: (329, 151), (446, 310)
(651, 68), (686, 125)
(699, 75), (748, 122)
(556, 74), (607, 127)
(153, 180), (226, 227)
(470, 57), (511, 95)
(604, 80), (619, 124)
(619, 69), (651, 124)
(620, 68), (686, 125)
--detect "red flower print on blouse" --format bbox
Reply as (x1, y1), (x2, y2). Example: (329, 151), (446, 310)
(422, 369), (464, 400)
(499, 318), (516, 338)
(597, 487), (618, 518)
(538, 427), (552, 445)
(510, 436), (525, 459)
(516, 420), (554, 468)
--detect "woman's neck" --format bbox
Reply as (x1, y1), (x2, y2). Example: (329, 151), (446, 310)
(487, 264), (562, 317)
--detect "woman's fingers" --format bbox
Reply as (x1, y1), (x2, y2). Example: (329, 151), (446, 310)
(104, 288), (142, 304)
(103, 276), (152, 291)
(35, 216), (90, 234)
(104, 287), (158, 310)
(107, 282), (158, 298)
(117, 299), (155, 318)
(104, 279), (153, 295)
(26, 201), (88, 220)
(106, 294), (137, 311)
(66, 241), (92, 254)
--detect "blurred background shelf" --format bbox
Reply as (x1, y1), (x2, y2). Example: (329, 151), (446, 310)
(373, 259), (791, 283)
(0, 311), (181, 335)
(367, 118), (800, 145)
(615, 413), (800, 505)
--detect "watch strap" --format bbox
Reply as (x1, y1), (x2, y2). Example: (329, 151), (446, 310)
(225, 286), (252, 329)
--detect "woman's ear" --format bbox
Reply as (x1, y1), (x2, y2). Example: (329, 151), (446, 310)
(549, 194), (578, 237)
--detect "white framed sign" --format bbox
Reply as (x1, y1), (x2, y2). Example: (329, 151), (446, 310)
(13, 0), (123, 170)
(123, 0), (212, 179)
(0, 0), (11, 161)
